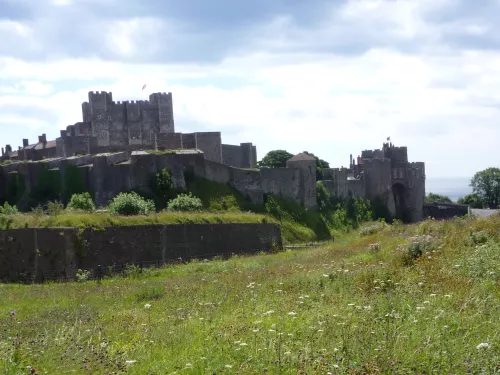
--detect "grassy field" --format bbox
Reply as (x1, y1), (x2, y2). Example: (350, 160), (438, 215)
(1, 215), (499, 374)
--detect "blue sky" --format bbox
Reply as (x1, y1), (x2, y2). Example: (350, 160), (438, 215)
(1, 0), (499, 178)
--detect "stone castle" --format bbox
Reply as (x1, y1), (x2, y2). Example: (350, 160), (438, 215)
(0, 91), (425, 222)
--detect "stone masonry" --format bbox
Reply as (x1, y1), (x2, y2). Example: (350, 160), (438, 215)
(0, 90), (427, 221)
(321, 142), (426, 222)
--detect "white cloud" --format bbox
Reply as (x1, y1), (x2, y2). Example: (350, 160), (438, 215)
(0, 0), (500, 181)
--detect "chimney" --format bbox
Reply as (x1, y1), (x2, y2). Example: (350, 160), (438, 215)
(6, 145), (12, 153)
(350, 154), (353, 167)
(1, 147), (4, 156)
(23, 139), (29, 148)
(38, 134), (47, 146)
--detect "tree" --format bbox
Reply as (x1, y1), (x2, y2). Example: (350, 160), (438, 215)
(258, 150), (293, 168)
(470, 167), (500, 208)
(425, 192), (453, 203)
(303, 151), (330, 180)
(457, 193), (484, 209)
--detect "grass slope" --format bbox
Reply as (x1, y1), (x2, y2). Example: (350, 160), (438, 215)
(1, 211), (271, 229)
(1, 216), (499, 374)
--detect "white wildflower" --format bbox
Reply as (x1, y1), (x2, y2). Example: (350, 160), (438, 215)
(477, 343), (490, 349)
(144, 303), (151, 309)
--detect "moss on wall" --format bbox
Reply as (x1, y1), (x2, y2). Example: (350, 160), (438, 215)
(63, 164), (87, 204)
(5, 172), (26, 206)
(28, 164), (62, 208)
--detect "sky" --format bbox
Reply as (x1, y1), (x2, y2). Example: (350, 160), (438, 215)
(0, 0), (499, 179)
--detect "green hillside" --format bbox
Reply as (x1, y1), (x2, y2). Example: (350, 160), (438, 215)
(1, 214), (499, 374)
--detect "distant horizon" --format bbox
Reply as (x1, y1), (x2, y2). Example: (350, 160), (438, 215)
(426, 176), (472, 202)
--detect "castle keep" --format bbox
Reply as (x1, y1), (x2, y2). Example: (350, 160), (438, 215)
(0, 90), (425, 221)
(1, 91), (257, 169)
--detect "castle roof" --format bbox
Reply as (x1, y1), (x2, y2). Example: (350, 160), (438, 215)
(288, 153), (316, 162)
(22, 140), (57, 151)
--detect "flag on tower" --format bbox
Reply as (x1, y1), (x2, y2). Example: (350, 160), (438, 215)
(387, 136), (391, 141)
(142, 84), (147, 91)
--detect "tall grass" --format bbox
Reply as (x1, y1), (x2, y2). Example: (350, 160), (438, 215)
(1, 215), (498, 374)
(0, 210), (272, 229)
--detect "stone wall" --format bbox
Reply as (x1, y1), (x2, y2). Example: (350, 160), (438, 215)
(423, 202), (468, 220)
(195, 132), (222, 163)
(222, 143), (257, 168)
(0, 223), (282, 282)
(260, 167), (300, 204)
(0, 150), (313, 214)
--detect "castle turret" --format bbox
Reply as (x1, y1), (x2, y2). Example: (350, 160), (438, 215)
(149, 92), (175, 133)
(286, 153), (317, 210)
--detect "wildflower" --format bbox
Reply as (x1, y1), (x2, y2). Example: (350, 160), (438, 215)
(125, 360), (136, 364)
(476, 343), (490, 349)
(288, 312), (297, 317)
(252, 329), (259, 333)
(225, 364), (233, 368)
(10, 311), (16, 317)
(348, 303), (355, 307)
(144, 303), (151, 309)
(240, 343), (248, 346)
(322, 274), (329, 278)
(186, 363), (193, 368)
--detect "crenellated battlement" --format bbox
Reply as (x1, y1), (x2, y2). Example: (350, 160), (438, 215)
(327, 142), (425, 223)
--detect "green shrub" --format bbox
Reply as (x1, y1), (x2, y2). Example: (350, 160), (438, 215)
(465, 242), (500, 281)
(398, 235), (435, 266)
(469, 230), (490, 245)
(109, 192), (155, 216)
(46, 201), (64, 216)
(0, 202), (19, 215)
(151, 168), (176, 209)
(67, 192), (96, 212)
(167, 193), (203, 212)
(359, 222), (385, 236)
